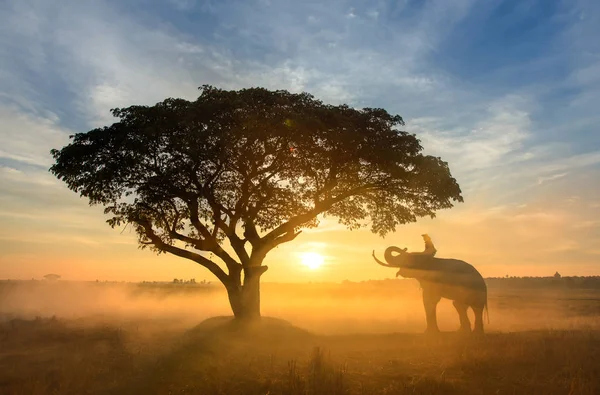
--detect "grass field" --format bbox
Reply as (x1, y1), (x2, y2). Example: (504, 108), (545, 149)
(1, 279), (599, 394)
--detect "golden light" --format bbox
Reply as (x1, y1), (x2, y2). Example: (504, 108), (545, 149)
(300, 252), (324, 270)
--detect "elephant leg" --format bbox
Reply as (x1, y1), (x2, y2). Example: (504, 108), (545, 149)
(472, 305), (484, 334)
(453, 301), (471, 333)
(422, 289), (441, 333)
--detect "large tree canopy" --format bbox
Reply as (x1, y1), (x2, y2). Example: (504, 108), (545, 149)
(50, 85), (462, 319)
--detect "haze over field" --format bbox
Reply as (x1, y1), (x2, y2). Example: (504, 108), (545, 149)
(2, 280), (599, 335)
(1, 0), (600, 283)
(1, 279), (598, 394)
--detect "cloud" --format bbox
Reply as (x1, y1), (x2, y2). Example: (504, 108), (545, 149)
(167, 0), (196, 11)
(537, 172), (568, 185)
(572, 220), (600, 229)
(0, 161), (79, 230)
(0, 105), (69, 167)
(413, 95), (531, 171)
(530, 150), (600, 176)
(0, 166), (59, 190)
(366, 10), (379, 19)
(1, 0), (600, 279)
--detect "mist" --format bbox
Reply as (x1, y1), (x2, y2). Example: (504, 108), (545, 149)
(2, 279), (598, 335)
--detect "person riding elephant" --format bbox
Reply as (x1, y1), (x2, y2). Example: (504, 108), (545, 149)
(396, 234), (437, 277)
(414, 233), (437, 257)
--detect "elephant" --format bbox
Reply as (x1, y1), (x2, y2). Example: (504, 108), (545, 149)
(372, 246), (488, 334)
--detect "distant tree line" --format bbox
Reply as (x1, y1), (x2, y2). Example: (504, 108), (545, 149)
(170, 278), (213, 285)
(484, 275), (600, 289)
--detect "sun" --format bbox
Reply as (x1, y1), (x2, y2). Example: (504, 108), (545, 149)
(300, 252), (324, 270)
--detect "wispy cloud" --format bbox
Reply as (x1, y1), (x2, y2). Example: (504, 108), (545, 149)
(0, 0), (599, 279)
(537, 172), (568, 185)
(413, 95), (531, 170)
(0, 105), (69, 167)
(167, 0), (197, 11)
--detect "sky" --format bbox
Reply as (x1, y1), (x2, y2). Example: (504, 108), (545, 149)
(1, 0), (599, 282)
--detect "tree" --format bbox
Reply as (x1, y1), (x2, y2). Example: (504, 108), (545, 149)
(50, 85), (463, 320)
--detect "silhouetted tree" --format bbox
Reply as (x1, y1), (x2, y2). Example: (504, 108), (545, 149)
(50, 85), (463, 320)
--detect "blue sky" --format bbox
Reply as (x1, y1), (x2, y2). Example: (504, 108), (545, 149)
(1, 0), (599, 281)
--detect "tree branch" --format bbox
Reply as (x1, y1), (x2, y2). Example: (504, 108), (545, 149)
(205, 198), (250, 265)
(186, 199), (213, 239)
(168, 230), (209, 250)
(185, 199), (243, 273)
(231, 145), (286, 230)
(271, 230), (302, 249)
(243, 218), (261, 246)
(188, 167), (250, 265)
(250, 230), (302, 264)
(138, 219), (230, 285)
(263, 183), (382, 243)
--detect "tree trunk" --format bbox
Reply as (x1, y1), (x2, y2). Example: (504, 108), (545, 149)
(227, 266), (268, 321)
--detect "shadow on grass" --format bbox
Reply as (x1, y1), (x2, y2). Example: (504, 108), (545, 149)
(117, 317), (497, 394)
(114, 320), (508, 394)
(119, 316), (344, 394)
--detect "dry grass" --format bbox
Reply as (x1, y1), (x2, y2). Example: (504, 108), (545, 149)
(0, 280), (599, 394)
(0, 317), (599, 394)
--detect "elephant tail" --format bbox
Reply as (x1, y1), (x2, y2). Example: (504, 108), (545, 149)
(484, 301), (490, 324)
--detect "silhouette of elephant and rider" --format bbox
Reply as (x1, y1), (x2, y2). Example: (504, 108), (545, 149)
(373, 234), (488, 334)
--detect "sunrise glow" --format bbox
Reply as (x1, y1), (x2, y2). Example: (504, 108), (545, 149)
(300, 252), (324, 270)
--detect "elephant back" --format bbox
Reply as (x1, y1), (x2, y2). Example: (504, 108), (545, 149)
(426, 258), (487, 291)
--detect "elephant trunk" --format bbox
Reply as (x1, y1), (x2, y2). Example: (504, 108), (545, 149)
(372, 246), (406, 268)
(384, 246), (406, 267)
